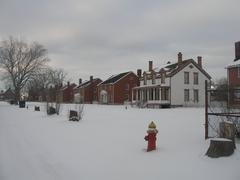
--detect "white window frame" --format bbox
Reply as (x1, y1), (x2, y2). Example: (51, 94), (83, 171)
(193, 89), (199, 103)
(193, 72), (199, 85)
(184, 89), (189, 102)
(184, 72), (189, 84)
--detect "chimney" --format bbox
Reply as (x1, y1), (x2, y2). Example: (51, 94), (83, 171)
(197, 56), (202, 68)
(235, 41), (240, 61)
(90, 76), (93, 82)
(67, 81), (70, 87)
(79, 78), (82, 85)
(178, 52), (182, 64)
(137, 69), (142, 78)
(149, 61), (153, 71)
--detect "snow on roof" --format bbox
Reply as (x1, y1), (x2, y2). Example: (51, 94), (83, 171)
(227, 60), (240, 68)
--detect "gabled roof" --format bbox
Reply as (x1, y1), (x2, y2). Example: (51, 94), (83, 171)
(99, 72), (130, 85)
(74, 78), (102, 89)
(60, 83), (76, 91)
(169, 59), (211, 79)
(144, 59), (211, 80)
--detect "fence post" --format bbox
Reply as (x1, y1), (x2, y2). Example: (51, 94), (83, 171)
(205, 80), (208, 139)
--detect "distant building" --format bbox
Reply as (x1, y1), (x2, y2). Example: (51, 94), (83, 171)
(0, 88), (15, 101)
(98, 72), (139, 104)
(226, 41), (240, 107)
(132, 52), (211, 108)
(73, 76), (102, 104)
(58, 82), (76, 103)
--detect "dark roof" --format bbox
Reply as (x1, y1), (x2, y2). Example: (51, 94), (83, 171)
(144, 59), (211, 80)
(60, 83), (76, 91)
(166, 59), (211, 79)
(75, 80), (91, 89)
(75, 78), (102, 89)
(100, 72), (130, 85)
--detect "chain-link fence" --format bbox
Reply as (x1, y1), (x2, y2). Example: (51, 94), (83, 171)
(205, 81), (240, 139)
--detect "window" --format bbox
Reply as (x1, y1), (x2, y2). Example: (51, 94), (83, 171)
(125, 83), (129, 91)
(193, 89), (199, 102)
(184, 72), (189, 84)
(149, 88), (153, 100)
(137, 90), (140, 100)
(161, 87), (169, 100)
(152, 73), (156, 84)
(143, 89), (147, 101)
(143, 74), (147, 85)
(238, 67), (240, 78)
(155, 88), (160, 100)
(234, 87), (240, 101)
(184, 89), (189, 102)
(193, 72), (199, 85)
(161, 73), (165, 84)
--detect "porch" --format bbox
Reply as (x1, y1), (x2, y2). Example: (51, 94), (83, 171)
(132, 85), (171, 108)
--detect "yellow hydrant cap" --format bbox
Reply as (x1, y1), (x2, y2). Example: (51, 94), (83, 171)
(148, 121), (156, 129)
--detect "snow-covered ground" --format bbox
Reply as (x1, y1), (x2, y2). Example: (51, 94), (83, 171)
(0, 101), (239, 180)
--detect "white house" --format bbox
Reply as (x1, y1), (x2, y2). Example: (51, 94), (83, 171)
(132, 52), (211, 108)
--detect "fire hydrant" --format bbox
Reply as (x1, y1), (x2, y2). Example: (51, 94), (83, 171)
(144, 121), (158, 152)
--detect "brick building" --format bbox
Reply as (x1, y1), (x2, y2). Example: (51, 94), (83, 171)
(58, 82), (76, 103)
(227, 41), (240, 107)
(98, 71), (139, 104)
(74, 76), (102, 103)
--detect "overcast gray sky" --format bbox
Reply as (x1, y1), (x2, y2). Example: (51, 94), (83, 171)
(0, 0), (239, 89)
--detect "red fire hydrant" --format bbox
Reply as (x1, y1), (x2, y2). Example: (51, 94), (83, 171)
(144, 121), (158, 152)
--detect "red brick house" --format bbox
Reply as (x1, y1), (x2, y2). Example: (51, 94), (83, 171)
(98, 71), (139, 104)
(73, 76), (102, 103)
(227, 41), (240, 107)
(58, 82), (76, 103)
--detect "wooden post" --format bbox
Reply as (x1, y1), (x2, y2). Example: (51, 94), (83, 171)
(205, 80), (208, 139)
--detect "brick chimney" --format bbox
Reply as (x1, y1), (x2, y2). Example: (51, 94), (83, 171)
(90, 76), (93, 82)
(79, 78), (82, 85)
(235, 41), (240, 61)
(149, 61), (153, 71)
(197, 56), (202, 68)
(137, 69), (142, 78)
(178, 52), (182, 64)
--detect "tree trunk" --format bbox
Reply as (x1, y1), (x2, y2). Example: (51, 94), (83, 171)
(14, 88), (21, 101)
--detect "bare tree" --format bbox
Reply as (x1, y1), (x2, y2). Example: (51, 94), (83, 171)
(0, 37), (49, 101)
(26, 67), (67, 101)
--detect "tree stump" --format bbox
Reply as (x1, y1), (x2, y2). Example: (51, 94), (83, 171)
(206, 138), (235, 158)
(69, 110), (79, 121)
(219, 121), (236, 148)
(47, 106), (56, 115)
(35, 106), (40, 111)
